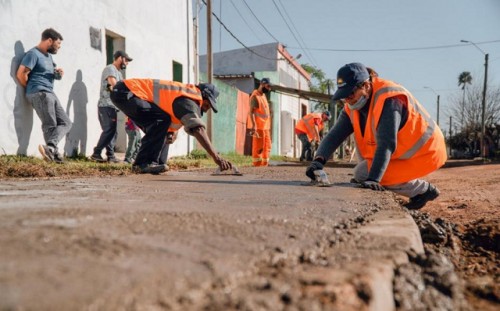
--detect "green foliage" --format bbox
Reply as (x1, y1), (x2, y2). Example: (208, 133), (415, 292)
(302, 63), (335, 111)
(189, 149), (209, 159)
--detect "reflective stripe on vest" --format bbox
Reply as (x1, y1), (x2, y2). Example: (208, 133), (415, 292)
(251, 90), (271, 130)
(297, 113), (323, 141)
(150, 79), (203, 125)
(152, 79), (200, 104)
(124, 79), (203, 128)
(345, 77), (447, 185)
(367, 86), (436, 160)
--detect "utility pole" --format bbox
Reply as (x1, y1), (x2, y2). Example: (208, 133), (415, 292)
(206, 0), (213, 140)
(424, 86), (440, 126)
(436, 95), (440, 126)
(460, 40), (488, 159)
(481, 53), (489, 158)
(449, 116), (453, 158)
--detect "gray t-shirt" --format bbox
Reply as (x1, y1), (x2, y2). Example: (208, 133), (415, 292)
(98, 64), (123, 108)
(21, 47), (56, 95)
(172, 97), (206, 134)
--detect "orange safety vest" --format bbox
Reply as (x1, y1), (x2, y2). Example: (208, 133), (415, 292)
(344, 77), (447, 186)
(249, 90), (271, 130)
(295, 113), (324, 141)
(123, 79), (203, 132)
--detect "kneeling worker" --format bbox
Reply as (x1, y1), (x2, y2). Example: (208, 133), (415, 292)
(110, 79), (232, 174)
(306, 63), (447, 210)
(295, 111), (331, 161)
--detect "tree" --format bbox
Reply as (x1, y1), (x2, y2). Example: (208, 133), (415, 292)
(457, 71), (472, 127)
(446, 79), (500, 158)
(301, 63), (334, 111)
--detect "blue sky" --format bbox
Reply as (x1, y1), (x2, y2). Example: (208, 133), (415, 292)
(196, 0), (500, 128)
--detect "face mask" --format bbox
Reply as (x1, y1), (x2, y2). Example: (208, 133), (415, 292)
(348, 95), (368, 110)
(262, 87), (270, 94)
(120, 59), (127, 70)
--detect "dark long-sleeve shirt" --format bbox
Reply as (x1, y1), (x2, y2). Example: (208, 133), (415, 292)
(316, 96), (408, 182)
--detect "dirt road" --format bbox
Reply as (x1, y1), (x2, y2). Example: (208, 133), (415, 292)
(0, 163), (498, 310)
(413, 163), (500, 311)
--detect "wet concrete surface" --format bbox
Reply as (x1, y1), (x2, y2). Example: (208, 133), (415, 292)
(0, 166), (443, 310)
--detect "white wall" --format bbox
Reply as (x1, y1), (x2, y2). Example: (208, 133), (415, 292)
(0, 0), (195, 158)
(277, 54), (309, 157)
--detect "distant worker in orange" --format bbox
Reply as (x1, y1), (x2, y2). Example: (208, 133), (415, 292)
(248, 78), (272, 167)
(295, 111), (331, 161)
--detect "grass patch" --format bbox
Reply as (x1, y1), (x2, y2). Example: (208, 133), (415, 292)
(0, 155), (131, 178)
(0, 153), (292, 179)
(0, 150), (287, 178)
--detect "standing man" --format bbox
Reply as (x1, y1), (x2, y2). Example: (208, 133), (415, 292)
(110, 79), (232, 174)
(91, 51), (133, 163)
(295, 111), (331, 161)
(16, 28), (72, 163)
(249, 78), (272, 167)
(306, 63), (447, 210)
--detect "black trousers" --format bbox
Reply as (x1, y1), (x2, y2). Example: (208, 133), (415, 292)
(93, 106), (118, 157)
(110, 81), (171, 166)
(297, 133), (313, 161)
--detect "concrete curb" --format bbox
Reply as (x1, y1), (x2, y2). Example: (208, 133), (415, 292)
(354, 209), (424, 311)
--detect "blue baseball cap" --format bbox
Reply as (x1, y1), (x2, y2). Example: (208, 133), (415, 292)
(197, 83), (220, 113)
(260, 77), (271, 85)
(332, 63), (370, 101)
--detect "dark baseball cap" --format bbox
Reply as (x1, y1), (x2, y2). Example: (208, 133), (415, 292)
(113, 50), (133, 61)
(197, 83), (220, 113)
(332, 63), (369, 101)
(260, 77), (271, 85)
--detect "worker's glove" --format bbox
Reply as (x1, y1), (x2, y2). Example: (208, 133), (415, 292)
(361, 180), (385, 191)
(306, 160), (324, 181)
(215, 157), (233, 171)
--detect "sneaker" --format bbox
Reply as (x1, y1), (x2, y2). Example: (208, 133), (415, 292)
(404, 184), (440, 210)
(90, 154), (106, 162)
(131, 163), (167, 175)
(53, 152), (65, 164)
(38, 145), (54, 162)
(124, 158), (133, 164)
(107, 156), (121, 163)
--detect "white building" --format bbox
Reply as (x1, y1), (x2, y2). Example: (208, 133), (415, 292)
(0, 0), (196, 157)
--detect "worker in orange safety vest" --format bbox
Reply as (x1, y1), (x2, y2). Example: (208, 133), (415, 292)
(295, 111), (331, 161)
(306, 63), (447, 210)
(110, 79), (233, 174)
(248, 78), (272, 167)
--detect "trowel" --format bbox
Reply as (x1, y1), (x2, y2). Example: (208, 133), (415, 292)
(301, 169), (333, 187)
(211, 166), (243, 176)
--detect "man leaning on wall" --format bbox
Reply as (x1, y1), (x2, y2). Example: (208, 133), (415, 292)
(16, 28), (72, 163)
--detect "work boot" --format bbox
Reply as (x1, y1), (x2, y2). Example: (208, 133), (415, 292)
(90, 154), (106, 162)
(131, 163), (167, 175)
(107, 156), (121, 163)
(53, 152), (65, 164)
(404, 184), (440, 210)
(38, 145), (55, 162)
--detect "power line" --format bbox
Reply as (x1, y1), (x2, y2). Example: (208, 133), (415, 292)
(200, 0), (280, 61)
(274, 0), (319, 67)
(240, 0), (280, 43)
(228, 0), (264, 44)
(289, 39), (500, 52)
